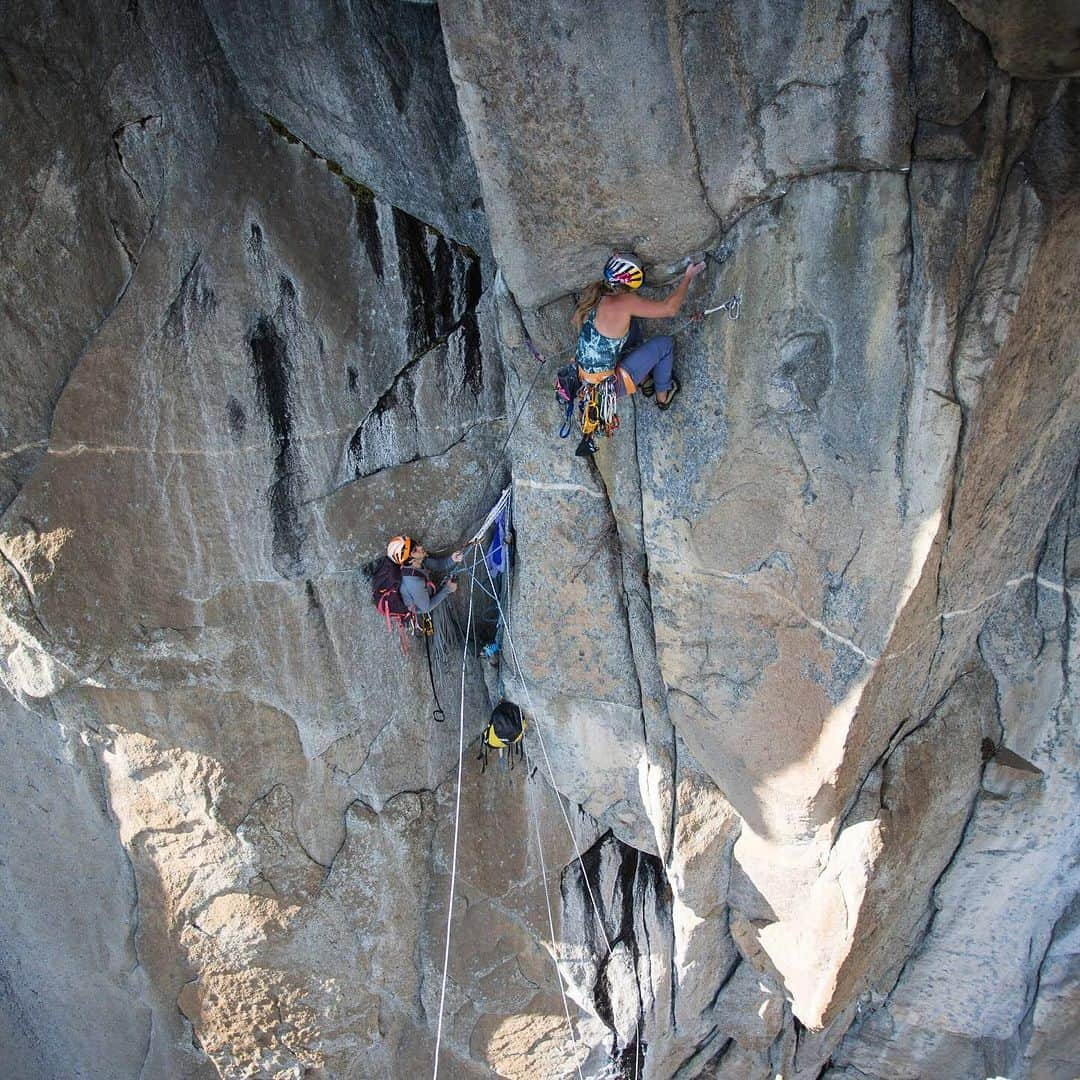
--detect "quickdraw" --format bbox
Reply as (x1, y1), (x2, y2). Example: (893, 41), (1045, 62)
(696, 293), (741, 322)
(597, 378), (618, 430)
(581, 389), (600, 436)
(578, 377), (620, 440)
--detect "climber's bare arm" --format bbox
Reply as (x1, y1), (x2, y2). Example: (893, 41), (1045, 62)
(599, 261), (706, 331)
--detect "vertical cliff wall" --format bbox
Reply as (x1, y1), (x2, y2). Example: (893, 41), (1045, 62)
(0, 1), (1077, 1078)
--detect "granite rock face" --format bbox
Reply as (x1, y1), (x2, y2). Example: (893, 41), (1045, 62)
(201, 0), (490, 259)
(1, 1), (1078, 1078)
(440, 0), (914, 308)
(948, 0), (1080, 78)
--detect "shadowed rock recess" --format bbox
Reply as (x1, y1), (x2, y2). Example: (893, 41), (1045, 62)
(0, 0), (1076, 1077)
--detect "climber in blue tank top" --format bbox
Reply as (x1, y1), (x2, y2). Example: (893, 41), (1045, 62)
(573, 252), (706, 408)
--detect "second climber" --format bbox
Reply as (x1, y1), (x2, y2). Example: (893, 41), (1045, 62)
(384, 535), (463, 616)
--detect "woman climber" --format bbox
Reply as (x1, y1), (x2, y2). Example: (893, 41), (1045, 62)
(572, 252), (706, 408)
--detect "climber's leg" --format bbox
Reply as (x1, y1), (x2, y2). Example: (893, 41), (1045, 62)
(618, 319), (653, 395)
(618, 335), (674, 398)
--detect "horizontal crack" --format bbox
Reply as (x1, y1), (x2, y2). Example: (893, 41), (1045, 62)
(939, 572), (1075, 620)
(700, 566), (876, 664)
(27, 423), (363, 459)
(696, 566), (1076, 672)
(720, 163), (911, 234)
(0, 440), (50, 462)
(304, 416), (502, 507)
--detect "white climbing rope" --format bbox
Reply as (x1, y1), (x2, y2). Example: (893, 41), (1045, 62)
(482, 551), (650, 1076)
(479, 555), (613, 956)
(432, 546), (479, 1079)
(525, 745), (586, 1080)
(469, 484), (513, 545)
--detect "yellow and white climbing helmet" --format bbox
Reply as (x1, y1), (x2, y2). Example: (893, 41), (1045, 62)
(387, 535), (413, 565)
(604, 253), (644, 290)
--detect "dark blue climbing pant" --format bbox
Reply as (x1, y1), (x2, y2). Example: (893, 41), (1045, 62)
(616, 319), (674, 397)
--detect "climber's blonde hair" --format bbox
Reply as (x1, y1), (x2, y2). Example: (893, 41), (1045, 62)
(572, 280), (627, 328)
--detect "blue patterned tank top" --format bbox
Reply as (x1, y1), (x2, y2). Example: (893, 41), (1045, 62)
(576, 308), (628, 376)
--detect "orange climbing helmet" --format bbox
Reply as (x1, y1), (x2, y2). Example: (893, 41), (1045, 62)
(387, 535), (413, 565)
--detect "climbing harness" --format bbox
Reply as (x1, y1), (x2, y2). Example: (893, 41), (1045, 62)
(372, 558), (438, 656)
(558, 364), (621, 455)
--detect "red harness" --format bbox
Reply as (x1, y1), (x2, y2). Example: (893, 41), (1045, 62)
(376, 567), (435, 655)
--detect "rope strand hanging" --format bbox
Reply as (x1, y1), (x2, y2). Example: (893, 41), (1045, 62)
(432, 545), (479, 1079)
(526, 745), (586, 1080)
(476, 555), (613, 956)
(477, 552), (643, 1075)
(478, 550), (651, 1075)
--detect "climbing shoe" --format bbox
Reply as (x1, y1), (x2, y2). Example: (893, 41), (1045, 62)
(639, 375), (655, 398)
(656, 376), (680, 411)
(575, 435), (598, 457)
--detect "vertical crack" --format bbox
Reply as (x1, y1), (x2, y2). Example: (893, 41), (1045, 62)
(136, 1010), (154, 1079)
(0, 544), (51, 643)
(665, 0), (725, 232)
(897, 0), (918, 518)
(111, 115), (161, 205)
